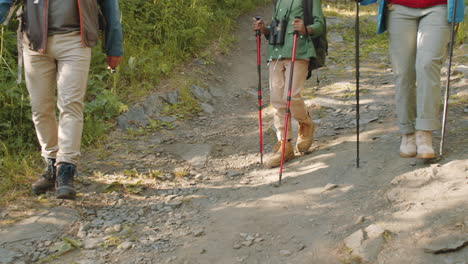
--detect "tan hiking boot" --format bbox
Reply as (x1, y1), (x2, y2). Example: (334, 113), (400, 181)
(399, 133), (416, 158)
(296, 121), (315, 152)
(265, 141), (295, 168)
(416, 131), (436, 159)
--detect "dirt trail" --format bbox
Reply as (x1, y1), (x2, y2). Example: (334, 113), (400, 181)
(1, 5), (467, 264)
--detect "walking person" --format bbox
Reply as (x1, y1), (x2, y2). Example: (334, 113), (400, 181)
(356, 0), (465, 158)
(252, 0), (325, 168)
(0, 0), (124, 199)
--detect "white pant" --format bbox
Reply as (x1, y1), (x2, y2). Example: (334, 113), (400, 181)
(23, 32), (92, 165)
(388, 4), (450, 134)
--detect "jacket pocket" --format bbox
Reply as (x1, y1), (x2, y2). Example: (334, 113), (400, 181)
(79, 0), (99, 47)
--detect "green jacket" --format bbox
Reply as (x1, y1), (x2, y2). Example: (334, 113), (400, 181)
(268, 0), (325, 61)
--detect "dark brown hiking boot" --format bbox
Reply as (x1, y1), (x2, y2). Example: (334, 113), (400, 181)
(32, 158), (56, 195)
(56, 162), (77, 200)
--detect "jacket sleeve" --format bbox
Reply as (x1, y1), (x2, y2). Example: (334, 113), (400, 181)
(0, 0), (14, 24)
(307, 0), (325, 38)
(448, 0), (465, 23)
(99, 0), (123, 56)
(359, 0), (377, 5)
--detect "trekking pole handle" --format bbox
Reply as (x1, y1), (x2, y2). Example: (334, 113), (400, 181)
(255, 16), (262, 36)
(293, 16), (302, 34)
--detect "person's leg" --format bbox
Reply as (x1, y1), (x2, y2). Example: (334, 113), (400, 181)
(415, 5), (450, 158)
(270, 59), (291, 141)
(388, 4), (418, 157)
(53, 32), (92, 199)
(266, 59), (295, 168)
(23, 37), (59, 194)
(23, 39), (59, 161)
(284, 59), (314, 152)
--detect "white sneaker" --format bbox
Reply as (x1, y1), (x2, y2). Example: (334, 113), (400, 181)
(416, 131), (436, 159)
(400, 133), (416, 158)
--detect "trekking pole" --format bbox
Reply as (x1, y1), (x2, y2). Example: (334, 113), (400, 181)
(279, 27), (300, 185)
(255, 16), (264, 165)
(440, 0), (458, 156)
(355, 1), (360, 168)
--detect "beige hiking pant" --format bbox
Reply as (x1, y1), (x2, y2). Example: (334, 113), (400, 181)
(23, 32), (92, 165)
(269, 59), (312, 141)
(388, 4), (450, 134)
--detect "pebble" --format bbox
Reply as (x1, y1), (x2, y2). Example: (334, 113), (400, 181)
(355, 216), (366, 224)
(167, 201), (183, 207)
(193, 229), (205, 237)
(242, 240), (253, 247)
(324, 183), (338, 191)
(233, 244), (242, 249)
(279, 249), (292, 256)
(83, 238), (101, 250)
(245, 235), (255, 241)
(120, 241), (134, 250)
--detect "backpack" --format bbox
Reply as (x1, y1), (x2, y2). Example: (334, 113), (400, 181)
(302, 0), (328, 80)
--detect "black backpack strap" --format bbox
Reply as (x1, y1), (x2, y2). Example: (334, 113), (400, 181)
(302, 0), (314, 80)
(302, 0), (312, 36)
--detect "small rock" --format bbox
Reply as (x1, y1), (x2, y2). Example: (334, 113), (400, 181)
(254, 237), (264, 243)
(0, 248), (19, 264)
(120, 241), (133, 250)
(242, 240), (253, 247)
(279, 249), (292, 256)
(167, 201), (183, 207)
(199, 248), (206, 254)
(84, 238), (101, 250)
(164, 91), (179, 105)
(200, 103), (214, 114)
(245, 235), (255, 241)
(193, 229), (205, 237)
(226, 170), (243, 178)
(453, 65), (468, 75)
(423, 234), (468, 254)
(158, 116), (177, 123)
(344, 229), (365, 252)
(233, 244), (242, 249)
(113, 224), (122, 233)
(191, 85), (213, 102)
(324, 183), (338, 191)
(355, 216), (366, 224)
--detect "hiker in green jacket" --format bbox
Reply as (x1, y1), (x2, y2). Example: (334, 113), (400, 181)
(253, 0), (325, 168)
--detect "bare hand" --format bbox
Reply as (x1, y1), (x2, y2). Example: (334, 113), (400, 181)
(107, 56), (122, 70)
(292, 18), (307, 35)
(252, 17), (269, 35)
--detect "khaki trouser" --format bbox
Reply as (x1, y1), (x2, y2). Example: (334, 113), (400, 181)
(388, 4), (450, 134)
(23, 32), (92, 165)
(269, 59), (312, 141)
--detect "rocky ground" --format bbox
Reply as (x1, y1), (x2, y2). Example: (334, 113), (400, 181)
(1, 5), (467, 264)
